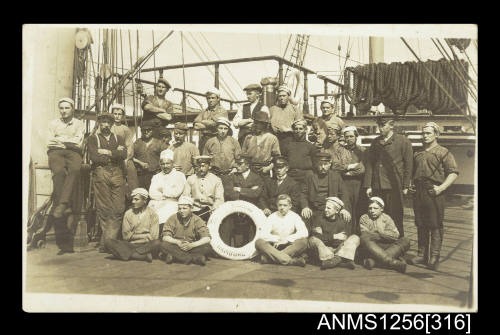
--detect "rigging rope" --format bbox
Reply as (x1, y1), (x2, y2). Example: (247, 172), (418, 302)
(308, 43), (365, 65)
(181, 31), (187, 123)
(152, 30), (157, 83)
(128, 30), (138, 137)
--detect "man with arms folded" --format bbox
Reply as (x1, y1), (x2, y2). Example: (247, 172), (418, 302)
(141, 77), (174, 139)
(159, 196), (212, 266)
(104, 188), (161, 263)
(269, 85), (303, 152)
(255, 194), (308, 267)
(203, 117), (241, 177)
(308, 197), (359, 270)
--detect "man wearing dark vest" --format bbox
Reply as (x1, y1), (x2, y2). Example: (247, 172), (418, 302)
(233, 83), (264, 147)
(141, 78), (174, 139)
(364, 116), (413, 238)
(88, 113), (127, 253)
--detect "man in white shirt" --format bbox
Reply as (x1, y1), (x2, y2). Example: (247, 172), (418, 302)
(233, 84), (265, 146)
(148, 149), (188, 233)
(254, 194), (309, 266)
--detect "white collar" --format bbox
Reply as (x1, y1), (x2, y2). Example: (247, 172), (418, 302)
(242, 169), (250, 179)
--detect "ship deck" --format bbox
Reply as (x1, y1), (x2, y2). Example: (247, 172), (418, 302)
(24, 197), (475, 312)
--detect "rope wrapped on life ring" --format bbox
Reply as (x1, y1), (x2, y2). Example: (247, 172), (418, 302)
(207, 200), (266, 260)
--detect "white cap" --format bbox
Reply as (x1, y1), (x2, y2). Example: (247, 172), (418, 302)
(370, 197), (385, 208)
(206, 87), (221, 97)
(58, 97), (75, 107)
(343, 126), (359, 136)
(160, 149), (174, 162)
(326, 197), (344, 209)
(178, 195), (194, 206)
(131, 188), (149, 199)
(111, 103), (125, 112)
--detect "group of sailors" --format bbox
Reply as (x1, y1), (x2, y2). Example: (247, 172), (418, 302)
(45, 78), (459, 272)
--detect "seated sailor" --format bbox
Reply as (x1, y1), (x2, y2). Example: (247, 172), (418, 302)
(104, 188), (161, 263)
(159, 196), (212, 266)
(359, 197), (410, 273)
(307, 197), (360, 270)
(148, 149), (188, 231)
(185, 155), (224, 222)
(254, 194), (309, 267)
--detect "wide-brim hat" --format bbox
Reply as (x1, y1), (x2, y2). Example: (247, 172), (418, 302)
(252, 111), (271, 123)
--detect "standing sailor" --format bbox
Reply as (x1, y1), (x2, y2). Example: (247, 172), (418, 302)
(364, 116), (413, 237)
(410, 122), (459, 270)
(269, 85), (303, 152)
(88, 112), (127, 253)
(319, 99), (344, 131)
(170, 122), (200, 177)
(203, 117), (241, 176)
(111, 103), (139, 193)
(47, 98), (85, 254)
(141, 78), (174, 139)
(233, 83), (264, 147)
(193, 87), (229, 152)
(322, 124), (351, 173)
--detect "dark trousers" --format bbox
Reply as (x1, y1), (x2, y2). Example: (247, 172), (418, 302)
(125, 160), (139, 195)
(288, 168), (313, 186)
(159, 241), (212, 264)
(344, 178), (364, 235)
(137, 171), (154, 191)
(198, 134), (213, 153)
(416, 226), (443, 258)
(276, 132), (293, 155)
(93, 166), (126, 248)
(373, 189), (404, 237)
(105, 239), (161, 261)
(193, 207), (212, 223)
(219, 213), (256, 247)
(48, 149), (82, 206)
(53, 216), (74, 252)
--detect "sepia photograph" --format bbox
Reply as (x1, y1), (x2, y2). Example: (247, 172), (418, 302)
(22, 24), (477, 313)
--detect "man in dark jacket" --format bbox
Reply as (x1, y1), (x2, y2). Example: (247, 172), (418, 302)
(364, 116), (413, 237)
(222, 154), (264, 247)
(300, 151), (352, 231)
(233, 83), (264, 146)
(259, 156), (301, 215)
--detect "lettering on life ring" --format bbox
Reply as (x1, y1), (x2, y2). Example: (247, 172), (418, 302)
(207, 200), (266, 260)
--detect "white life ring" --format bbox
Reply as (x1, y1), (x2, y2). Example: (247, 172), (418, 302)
(207, 200), (266, 260)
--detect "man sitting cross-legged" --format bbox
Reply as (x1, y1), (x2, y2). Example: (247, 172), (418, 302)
(255, 194), (309, 267)
(359, 197), (410, 273)
(159, 196), (212, 266)
(307, 197), (360, 270)
(104, 188), (161, 263)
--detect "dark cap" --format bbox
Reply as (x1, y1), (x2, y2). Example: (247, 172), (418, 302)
(97, 113), (114, 123)
(273, 156), (289, 168)
(157, 127), (171, 137)
(375, 114), (397, 126)
(235, 153), (252, 164)
(156, 78), (171, 89)
(252, 111), (271, 124)
(243, 83), (262, 92)
(315, 151), (332, 161)
(141, 119), (156, 129)
(174, 122), (189, 131)
(193, 155), (212, 164)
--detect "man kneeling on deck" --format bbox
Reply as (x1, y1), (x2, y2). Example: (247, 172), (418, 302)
(359, 197), (410, 273)
(159, 196), (212, 266)
(308, 197), (360, 270)
(255, 194), (309, 267)
(104, 188), (161, 263)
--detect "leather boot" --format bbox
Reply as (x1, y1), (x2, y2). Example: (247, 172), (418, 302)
(192, 254), (207, 266)
(364, 239), (406, 273)
(320, 256), (342, 270)
(288, 257), (306, 267)
(407, 249), (427, 265)
(428, 255), (439, 271)
(363, 258), (375, 270)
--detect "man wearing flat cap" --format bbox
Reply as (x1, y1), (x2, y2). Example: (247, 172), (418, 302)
(193, 87), (229, 152)
(364, 115), (413, 238)
(308, 197), (360, 270)
(203, 117), (241, 176)
(342, 126), (366, 233)
(300, 151), (352, 231)
(141, 78), (174, 139)
(88, 112), (128, 253)
(222, 153), (265, 247)
(233, 83), (265, 146)
(409, 122), (458, 270)
(269, 85), (303, 152)
(281, 119), (318, 185)
(241, 109), (281, 177)
(47, 98), (85, 254)
(104, 188), (161, 263)
(359, 197), (410, 273)
(170, 122), (199, 176)
(185, 155), (224, 222)
(259, 156), (301, 216)
(110, 103), (139, 193)
(132, 119), (169, 190)
(159, 196), (212, 266)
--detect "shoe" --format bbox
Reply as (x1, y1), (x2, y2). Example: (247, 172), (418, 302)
(320, 256), (342, 270)
(338, 259), (356, 270)
(165, 254), (174, 264)
(145, 253), (153, 263)
(192, 255), (207, 266)
(52, 203), (68, 218)
(388, 259), (407, 273)
(428, 256), (439, 271)
(289, 257), (306, 267)
(407, 253), (427, 265)
(363, 258), (375, 270)
(260, 254), (271, 264)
